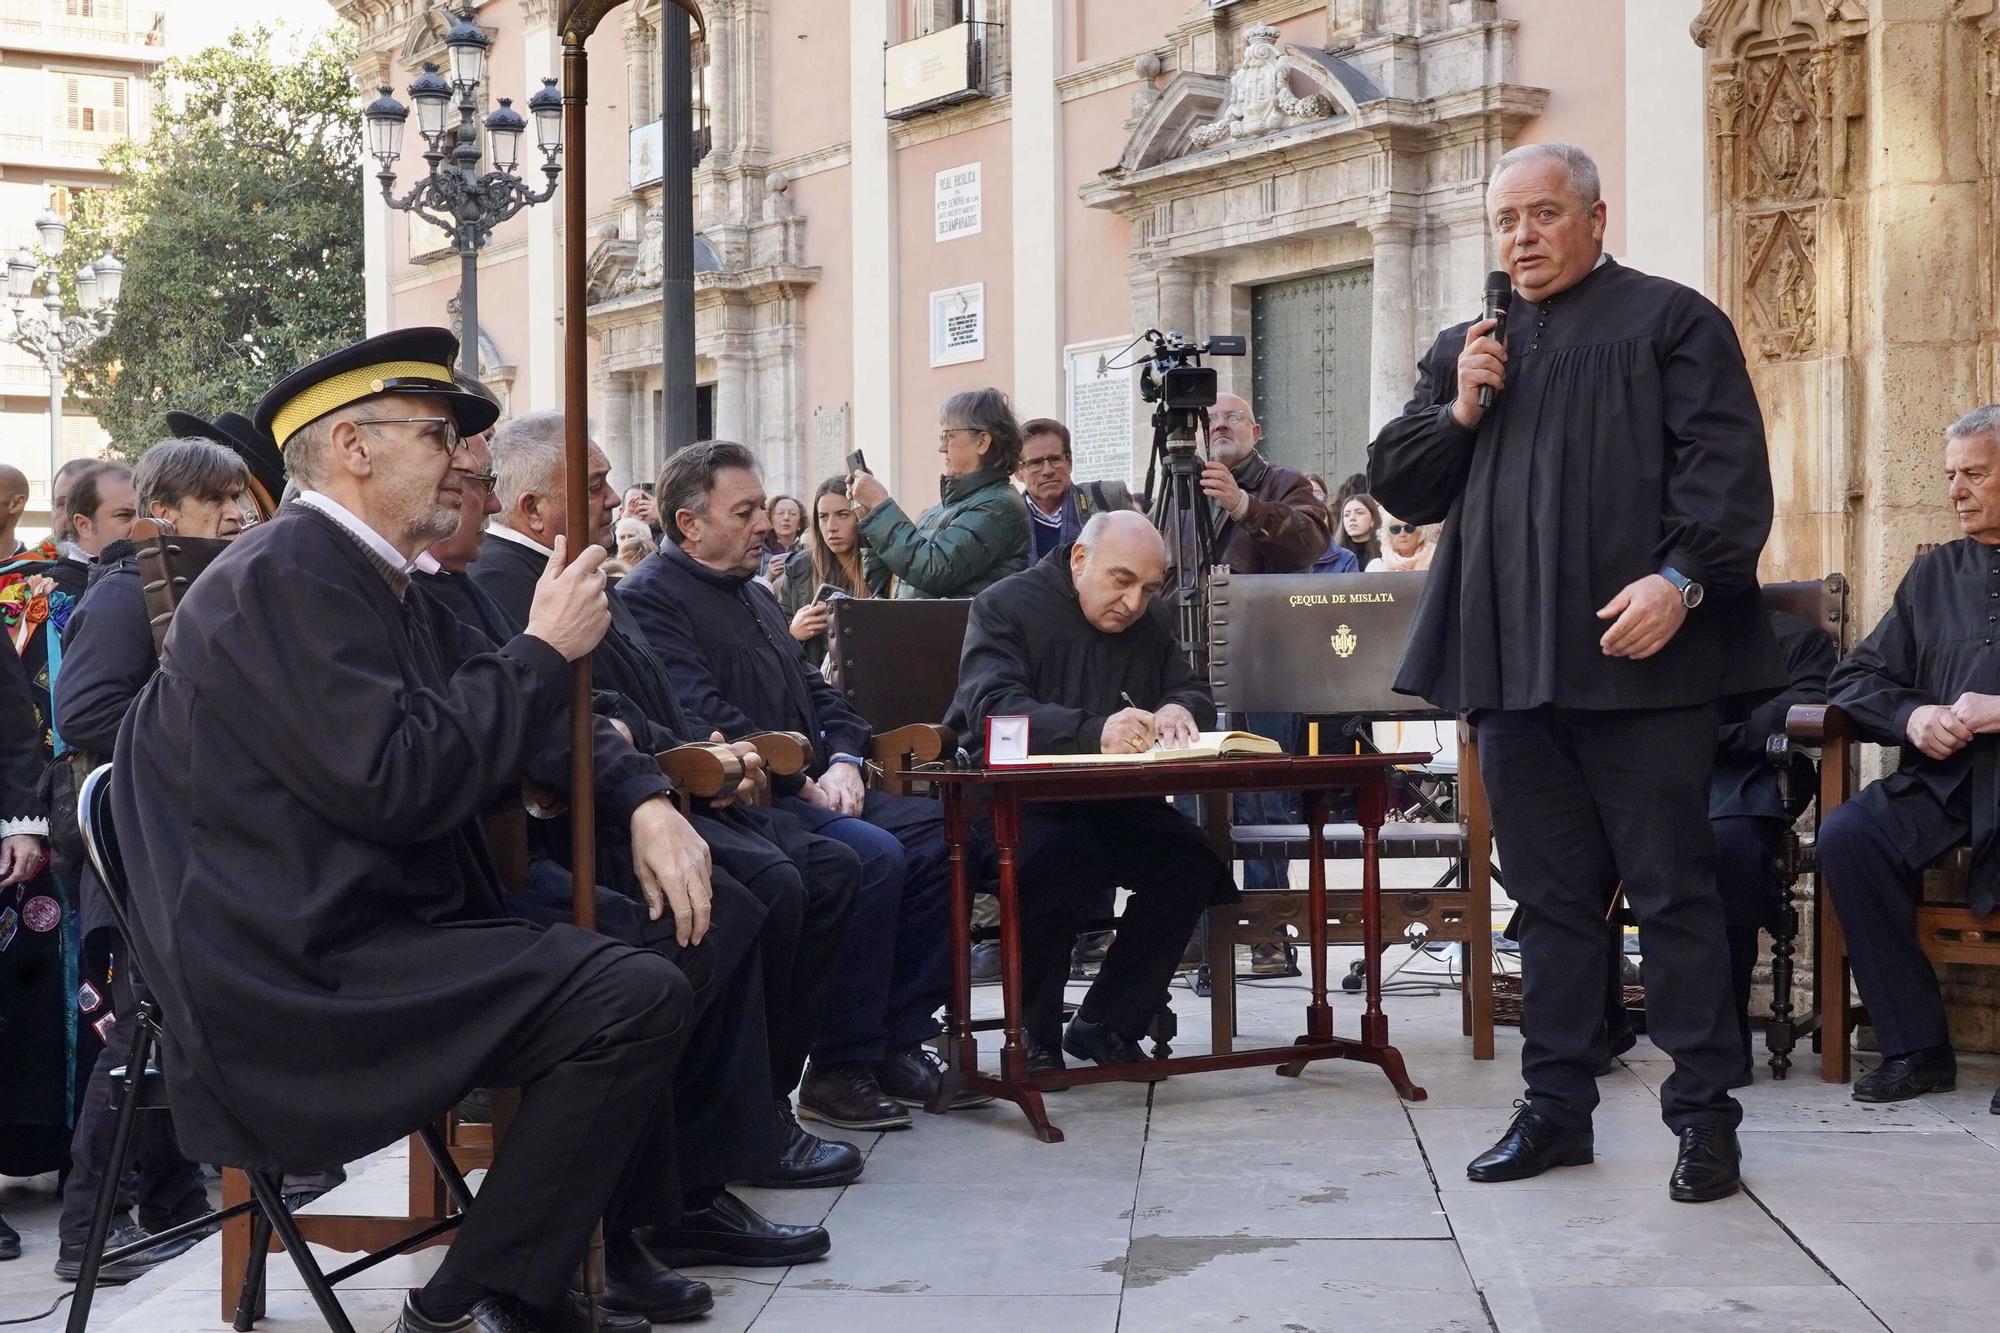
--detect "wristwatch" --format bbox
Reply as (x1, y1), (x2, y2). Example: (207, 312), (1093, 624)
(1660, 566), (1704, 610)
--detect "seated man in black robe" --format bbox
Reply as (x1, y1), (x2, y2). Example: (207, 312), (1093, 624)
(471, 412), (867, 1183)
(114, 327), (729, 1333)
(946, 511), (1237, 1069)
(620, 441), (980, 1131)
(1820, 406), (2000, 1114)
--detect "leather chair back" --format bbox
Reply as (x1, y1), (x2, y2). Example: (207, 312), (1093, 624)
(1207, 569), (1442, 718)
(827, 596), (973, 731)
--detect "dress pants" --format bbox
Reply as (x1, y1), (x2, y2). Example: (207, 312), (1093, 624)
(782, 788), (953, 1062)
(1601, 815), (1786, 1071)
(1817, 797), (1954, 1058)
(1014, 801), (1234, 1050)
(1479, 705), (1744, 1133)
(425, 945), (688, 1315)
(57, 935), (208, 1246)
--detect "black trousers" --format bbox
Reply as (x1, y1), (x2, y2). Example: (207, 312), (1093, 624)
(1015, 801), (1233, 1050)
(633, 868), (780, 1196)
(1479, 705), (1744, 1133)
(1817, 797), (1952, 1058)
(426, 946), (687, 1315)
(57, 934), (208, 1246)
(720, 816), (860, 1094)
(1603, 814), (1786, 1071)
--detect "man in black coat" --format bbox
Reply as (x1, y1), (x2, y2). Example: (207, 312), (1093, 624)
(475, 412), (869, 1182)
(1369, 143), (1782, 1202)
(620, 441), (980, 1132)
(115, 328), (723, 1333)
(1819, 408), (2000, 1116)
(947, 512), (1236, 1068)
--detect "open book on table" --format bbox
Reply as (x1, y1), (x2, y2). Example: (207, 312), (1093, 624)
(1025, 730), (1284, 765)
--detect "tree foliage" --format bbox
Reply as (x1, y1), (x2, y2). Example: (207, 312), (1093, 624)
(64, 26), (364, 457)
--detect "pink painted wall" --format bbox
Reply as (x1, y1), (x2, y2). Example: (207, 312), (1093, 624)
(767, 2), (849, 163)
(891, 120), (1014, 490)
(789, 160), (853, 483)
(1502, 0), (1628, 254)
(1068, 0), (1165, 71)
(1062, 86), (1135, 344)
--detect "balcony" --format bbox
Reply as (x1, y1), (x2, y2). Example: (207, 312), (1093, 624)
(0, 2), (168, 62)
(883, 21), (987, 120)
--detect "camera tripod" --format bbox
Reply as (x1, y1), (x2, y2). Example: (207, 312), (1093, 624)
(1145, 401), (1218, 671)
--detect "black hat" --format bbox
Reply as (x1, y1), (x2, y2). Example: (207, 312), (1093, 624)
(165, 409), (286, 508)
(251, 326), (500, 450)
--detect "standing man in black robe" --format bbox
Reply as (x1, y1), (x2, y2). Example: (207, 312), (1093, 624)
(115, 327), (721, 1333)
(946, 512), (1237, 1069)
(475, 411), (867, 1189)
(1369, 143), (1783, 1202)
(1818, 407), (2000, 1115)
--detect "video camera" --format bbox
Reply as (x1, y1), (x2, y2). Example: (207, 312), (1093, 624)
(1138, 329), (1246, 418)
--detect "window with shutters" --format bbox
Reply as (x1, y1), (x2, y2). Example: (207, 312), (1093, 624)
(62, 73), (128, 139)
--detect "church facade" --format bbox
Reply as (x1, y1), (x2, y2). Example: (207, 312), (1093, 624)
(338, 0), (1707, 501)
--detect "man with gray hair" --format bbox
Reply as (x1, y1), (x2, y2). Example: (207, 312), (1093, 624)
(1818, 406), (2000, 1117)
(1371, 141), (1782, 1201)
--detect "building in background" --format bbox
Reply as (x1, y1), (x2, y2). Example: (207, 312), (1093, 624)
(0, 0), (165, 536)
(343, 0), (1704, 501)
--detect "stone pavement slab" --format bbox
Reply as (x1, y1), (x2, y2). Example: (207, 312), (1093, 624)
(1478, 1282), (1887, 1333)
(1113, 1236), (1488, 1331)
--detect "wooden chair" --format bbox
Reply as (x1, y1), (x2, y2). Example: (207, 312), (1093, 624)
(826, 596), (968, 792)
(1204, 569), (1496, 1060)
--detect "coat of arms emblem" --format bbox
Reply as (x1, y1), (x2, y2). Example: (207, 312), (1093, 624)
(1331, 624), (1357, 659)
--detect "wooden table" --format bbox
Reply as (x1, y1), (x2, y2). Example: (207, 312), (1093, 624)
(926, 752), (1429, 1142)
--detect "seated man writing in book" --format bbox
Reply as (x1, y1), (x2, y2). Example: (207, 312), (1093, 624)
(946, 510), (1238, 1070)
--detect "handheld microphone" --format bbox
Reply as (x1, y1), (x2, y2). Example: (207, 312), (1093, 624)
(1478, 270), (1511, 410)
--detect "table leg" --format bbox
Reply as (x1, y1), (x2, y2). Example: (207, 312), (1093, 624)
(1304, 789), (1334, 1040)
(1359, 773), (1388, 1050)
(932, 785), (977, 1113)
(992, 794), (1063, 1141)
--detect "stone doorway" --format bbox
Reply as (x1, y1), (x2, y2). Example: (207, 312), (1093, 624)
(1250, 264), (1374, 486)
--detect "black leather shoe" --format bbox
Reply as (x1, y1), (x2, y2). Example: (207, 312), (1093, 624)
(970, 940), (1001, 982)
(1465, 1106), (1594, 1183)
(750, 1099), (864, 1188)
(1668, 1124), (1742, 1203)
(798, 1060), (911, 1130)
(647, 1190), (831, 1268)
(0, 1213), (19, 1261)
(875, 1044), (993, 1109)
(1062, 1016), (1144, 1068)
(602, 1230), (714, 1322)
(398, 1291), (539, 1333)
(1852, 1045), (1956, 1103)
(54, 1222), (172, 1283)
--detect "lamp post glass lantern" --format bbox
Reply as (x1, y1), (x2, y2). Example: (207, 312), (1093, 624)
(0, 219), (120, 512)
(365, 6), (564, 380)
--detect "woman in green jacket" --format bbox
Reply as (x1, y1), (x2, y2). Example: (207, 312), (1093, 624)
(846, 387), (1031, 599)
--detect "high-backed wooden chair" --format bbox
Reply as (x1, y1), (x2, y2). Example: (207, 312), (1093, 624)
(1786, 566), (2000, 1083)
(1205, 570), (1495, 1059)
(827, 596), (968, 791)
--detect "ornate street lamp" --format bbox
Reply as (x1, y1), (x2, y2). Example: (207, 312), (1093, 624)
(1, 220), (121, 508)
(365, 7), (563, 380)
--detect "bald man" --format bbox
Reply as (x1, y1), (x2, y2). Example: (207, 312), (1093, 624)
(0, 465), (29, 556)
(947, 511), (1237, 1071)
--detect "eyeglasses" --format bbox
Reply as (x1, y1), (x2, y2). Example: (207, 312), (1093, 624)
(1021, 454), (1069, 471)
(938, 426), (984, 445)
(465, 470), (498, 493)
(1385, 523), (1420, 535)
(353, 416), (465, 454)
(1213, 410), (1250, 426)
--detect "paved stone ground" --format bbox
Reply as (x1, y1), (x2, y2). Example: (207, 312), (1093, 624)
(5, 955), (1997, 1333)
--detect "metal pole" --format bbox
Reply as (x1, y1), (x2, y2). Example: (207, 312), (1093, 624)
(48, 363), (62, 506)
(658, 3), (696, 460)
(561, 26), (596, 935)
(459, 242), (480, 380)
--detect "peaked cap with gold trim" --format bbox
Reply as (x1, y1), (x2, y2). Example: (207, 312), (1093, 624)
(251, 327), (500, 449)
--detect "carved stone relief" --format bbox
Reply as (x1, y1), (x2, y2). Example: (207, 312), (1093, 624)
(1742, 209), (1818, 360)
(1186, 24), (1333, 152)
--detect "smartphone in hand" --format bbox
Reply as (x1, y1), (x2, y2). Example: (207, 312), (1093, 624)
(845, 448), (869, 475)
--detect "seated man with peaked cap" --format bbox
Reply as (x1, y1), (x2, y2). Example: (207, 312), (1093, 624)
(110, 327), (716, 1333)
(1818, 405), (2000, 1116)
(945, 511), (1237, 1069)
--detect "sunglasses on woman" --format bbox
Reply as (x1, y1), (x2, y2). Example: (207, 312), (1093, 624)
(1385, 523), (1420, 535)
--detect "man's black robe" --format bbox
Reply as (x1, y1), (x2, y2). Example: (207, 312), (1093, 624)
(1828, 537), (2000, 914)
(112, 505), (670, 1171)
(1368, 258), (1784, 712)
